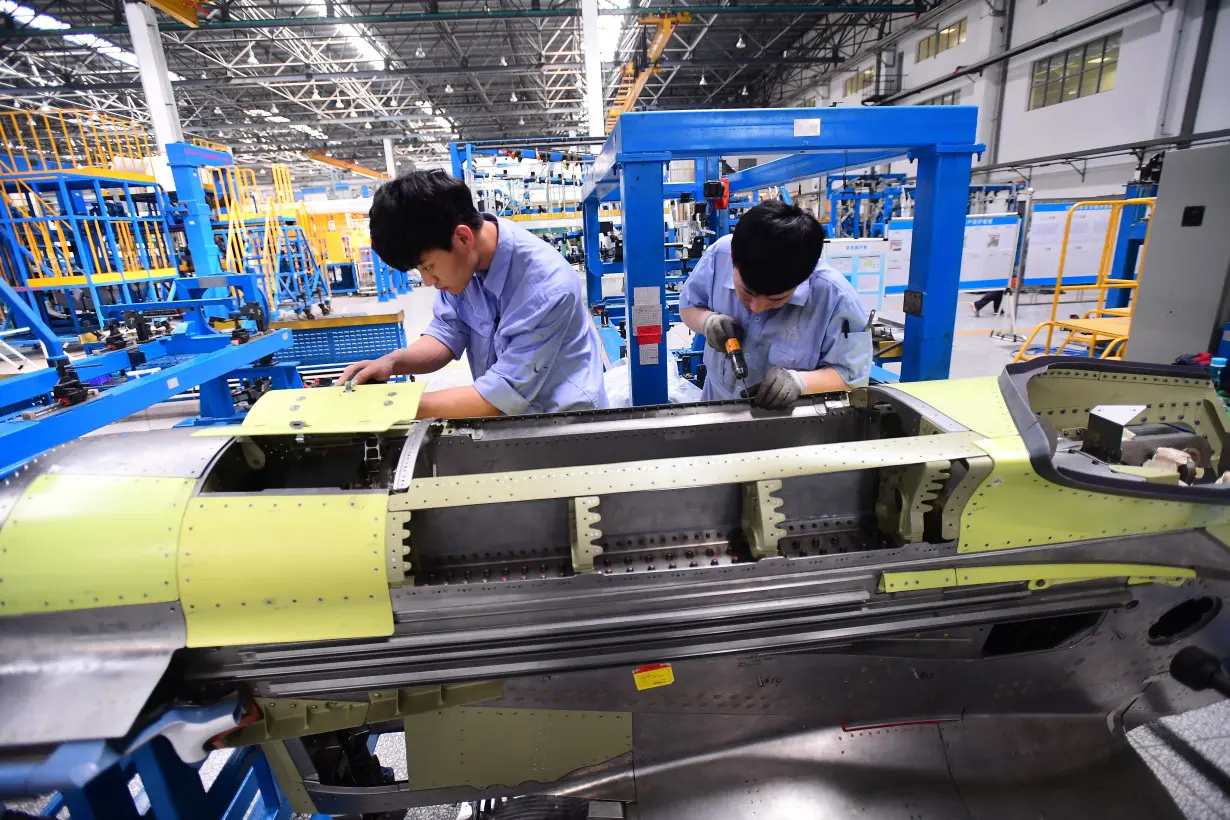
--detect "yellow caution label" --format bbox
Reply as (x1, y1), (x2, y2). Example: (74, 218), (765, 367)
(633, 664), (675, 691)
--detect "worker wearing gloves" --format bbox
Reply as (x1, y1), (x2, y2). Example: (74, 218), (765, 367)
(679, 200), (871, 409)
(336, 170), (607, 417)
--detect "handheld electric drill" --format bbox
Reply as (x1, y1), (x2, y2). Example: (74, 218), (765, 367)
(724, 336), (750, 398)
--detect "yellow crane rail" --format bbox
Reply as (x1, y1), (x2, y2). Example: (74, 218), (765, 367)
(605, 12), (690, 133)
(302, 152), (389, 181)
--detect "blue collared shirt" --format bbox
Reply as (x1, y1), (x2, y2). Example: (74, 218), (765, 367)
(680, 234), (872, 401)
(424, 215), (608, 414)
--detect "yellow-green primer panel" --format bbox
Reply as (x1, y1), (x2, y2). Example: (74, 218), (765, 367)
(403, 707), (632, 790)
(179, 493), (393, 647)
(893, 377), (1019, 439)
(880, 563), (1195, 593)
(960, 436), (1230, 553)
(193, 382), (424, 437)
(0, 474), (192, 614)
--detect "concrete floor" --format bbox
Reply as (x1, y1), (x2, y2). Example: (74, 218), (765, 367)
(5, 284), (1229, 819)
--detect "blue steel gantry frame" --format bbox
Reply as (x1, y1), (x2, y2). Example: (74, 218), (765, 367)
(581, 107), (982, 405)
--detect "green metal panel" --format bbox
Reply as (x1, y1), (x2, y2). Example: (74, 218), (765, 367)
(403, 707), (632, 790)
(0, 474), (192, 614)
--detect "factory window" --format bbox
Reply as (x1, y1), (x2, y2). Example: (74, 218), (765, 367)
(843, 66), (877, 97)
(1029, 32), (1119, 110)
(916, 18), (967, 62)
(918, 90), (961, 106)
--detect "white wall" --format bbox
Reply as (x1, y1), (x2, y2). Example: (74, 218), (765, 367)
(776, 0), (1227, 203)
(996, 4), (1176, 164)
(1194, 0), (1230, 132)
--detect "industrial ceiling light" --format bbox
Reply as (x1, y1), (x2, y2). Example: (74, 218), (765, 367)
(415, 45), (425, 58)
(246, 51), (258, 65)
(364, 122), (372, 129)
(518, 116), (525, 125)
(500, 56), (508, 66)
(510, 91), (518, 102)
(213, 106), (222, 114)
(350, 110), (358, 117)
(311, 87), (321, 100)
(269, 104), (278, 114)
(445, 82), (453, 93)
(741, 85), (748, 96)
(699, 73), (706, 86)
(736, 34), (746, 48)
(335, 99), (344, 109)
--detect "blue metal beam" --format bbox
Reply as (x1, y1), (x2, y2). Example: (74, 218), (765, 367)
(0, 329), (292, 474)
(583, 107), (979, 200)
(724, 150), (905, 193)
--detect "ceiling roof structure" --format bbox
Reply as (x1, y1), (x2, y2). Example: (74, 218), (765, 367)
(0, 0), (943, 181)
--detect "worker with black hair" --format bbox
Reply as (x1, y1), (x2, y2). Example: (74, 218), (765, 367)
(680, 200), (871, 409)
(336, 170), (606, 417)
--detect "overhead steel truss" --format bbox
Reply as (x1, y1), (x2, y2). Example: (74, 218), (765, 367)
(0, 1), (944, 177)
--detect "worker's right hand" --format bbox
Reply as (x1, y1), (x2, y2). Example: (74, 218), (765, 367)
(701, 312), (744, 352)
(334, 358), (394, 386)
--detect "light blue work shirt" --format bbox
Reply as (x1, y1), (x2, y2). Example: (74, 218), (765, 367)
(425, 215), (608, 414)
(680, 234), (872, 401)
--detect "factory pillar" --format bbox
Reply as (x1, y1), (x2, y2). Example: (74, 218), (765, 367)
(620, 160), (669, 405)
(383, 137), (398, 179)
(901, 146), (975, 382)
(124, 1), (184, 150)
(581, 0), (604, 138)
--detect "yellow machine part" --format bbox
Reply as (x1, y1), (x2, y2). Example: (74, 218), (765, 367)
(179, 493), (393, 647)
(194, 382), (425, 437)
(0, 474), (193, 614)
(879, 562), (1195, 593)
(894, 377), (1230, 553)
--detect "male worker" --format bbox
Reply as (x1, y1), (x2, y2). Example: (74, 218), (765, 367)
(680, 200), (871, 408)
(336, 170), (607, 417)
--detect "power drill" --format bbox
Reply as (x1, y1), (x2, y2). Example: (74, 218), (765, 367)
(724, 336), (750, 397)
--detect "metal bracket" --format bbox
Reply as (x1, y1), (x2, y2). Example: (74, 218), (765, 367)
(569, 495), (603, 572)
(386, 510), (414, 586)
(938, 455), (994, 541)
(903, 289), (924, 317)
(1060, 158), (1088, 182)
(742, 479), (786, 560)
(876, 459), (951, 544)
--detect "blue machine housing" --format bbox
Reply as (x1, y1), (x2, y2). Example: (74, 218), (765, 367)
(581, 106), (983, 405)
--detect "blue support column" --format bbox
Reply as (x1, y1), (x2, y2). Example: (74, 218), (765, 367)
(619, 159), (669, 405)
(131, 738), (211, 820)
(449, 142), (465, 179)
(583, 197), (604, 307)
(901, 146), (974, 382)
(1105, 181), (1156, 310)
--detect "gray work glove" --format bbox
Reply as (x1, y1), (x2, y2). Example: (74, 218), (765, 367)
(749, 366), (807, 410)
(701, 312), (743, 352)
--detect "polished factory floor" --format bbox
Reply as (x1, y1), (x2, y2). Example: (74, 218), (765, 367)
(5, 285), (1230, 819)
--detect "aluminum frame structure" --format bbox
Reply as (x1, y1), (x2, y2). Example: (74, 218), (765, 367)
(581, 105), (982, 405)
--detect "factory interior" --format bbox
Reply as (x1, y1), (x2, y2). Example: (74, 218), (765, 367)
(4, 0), (1230, 818)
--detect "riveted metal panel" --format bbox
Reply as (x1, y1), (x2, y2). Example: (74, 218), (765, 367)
(960, 436), (1230, 553)
(403, 707), (632, 790)
(393, 432), (987, 511)
(179, 493), (393, 646)
(0, 474), (193, 613)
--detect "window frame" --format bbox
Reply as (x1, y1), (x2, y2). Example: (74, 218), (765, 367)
(1028, 31), (1120, 110)
(916, 18), (967, 62)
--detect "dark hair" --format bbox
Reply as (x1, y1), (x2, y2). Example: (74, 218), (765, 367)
(730, 200), (826, 296)
(369, 170), (484, 271)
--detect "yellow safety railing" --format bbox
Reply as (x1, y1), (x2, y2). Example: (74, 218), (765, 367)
(1014, 198), (1155, 362)
(190, 137), (232, 154)
(0, 109), (154, 175)
(272, 163), (295, 210)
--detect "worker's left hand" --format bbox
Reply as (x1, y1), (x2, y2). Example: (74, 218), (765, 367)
(749, 366), (806, 410)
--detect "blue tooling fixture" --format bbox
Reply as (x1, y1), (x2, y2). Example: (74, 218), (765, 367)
(0, 145), (302, 476)
(826, 173), (907, 238)
(582, 107), (982, 405)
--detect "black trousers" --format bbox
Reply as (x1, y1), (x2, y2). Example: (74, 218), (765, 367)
(974, 290), (1004, 312)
